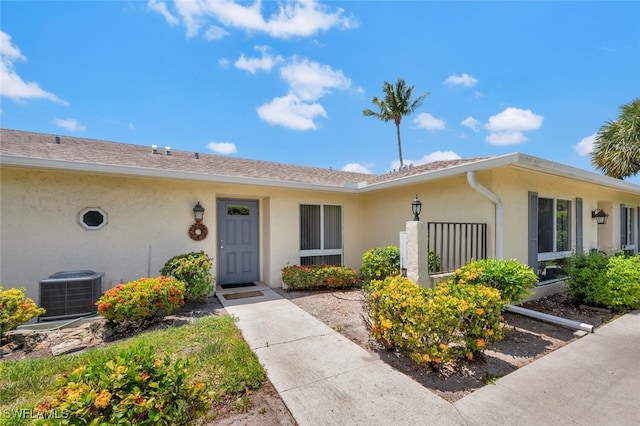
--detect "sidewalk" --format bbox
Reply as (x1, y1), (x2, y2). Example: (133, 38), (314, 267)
(217, 284), (640, 426)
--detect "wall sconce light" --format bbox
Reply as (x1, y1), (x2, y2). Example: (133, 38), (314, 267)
(592, 209), (608, 225)
(412, 195), (422, 222)
(189, 202), (208, 241)
(193, 202), (205, 223)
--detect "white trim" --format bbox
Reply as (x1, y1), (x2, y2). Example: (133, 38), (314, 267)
(3, 151), (639, 195)
(538, 251), (573, 261)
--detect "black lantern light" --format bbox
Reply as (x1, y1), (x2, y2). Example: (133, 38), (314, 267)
(411, 195), (422, 222)
(592, 209), (608, 225)
(193, 202), (205, 223)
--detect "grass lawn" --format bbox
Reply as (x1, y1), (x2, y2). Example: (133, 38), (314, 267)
(0, 315), (265, 425)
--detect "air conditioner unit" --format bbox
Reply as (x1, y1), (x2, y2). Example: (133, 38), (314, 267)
(39, 270), (104, 321)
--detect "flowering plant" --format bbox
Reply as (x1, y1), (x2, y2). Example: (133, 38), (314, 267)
(281, 265), (359, 290)
(97, 276), (185, 325)
(36, 344), (209, 425)
(0, 286), (46, 344)
(366, 276), (503, 365)
(160, 251), (215, 301)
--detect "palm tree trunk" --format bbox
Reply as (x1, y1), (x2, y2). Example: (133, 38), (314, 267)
(395, 122), (404, 168)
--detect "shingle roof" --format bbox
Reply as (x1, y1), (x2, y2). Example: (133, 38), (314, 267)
(0, 128), (490, 188)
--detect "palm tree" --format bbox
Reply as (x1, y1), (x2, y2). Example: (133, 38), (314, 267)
(591, 98), (640, 179)
(362, 78), (430, 169)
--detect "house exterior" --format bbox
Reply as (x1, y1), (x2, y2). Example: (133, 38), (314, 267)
(1, 128), (639, 305)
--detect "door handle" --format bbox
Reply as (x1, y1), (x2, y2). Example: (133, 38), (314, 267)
(220, 239), (224, 249)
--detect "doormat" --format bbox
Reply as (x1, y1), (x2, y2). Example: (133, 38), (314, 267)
(220, 282), (256, 289)
(223, 291), (264, 300)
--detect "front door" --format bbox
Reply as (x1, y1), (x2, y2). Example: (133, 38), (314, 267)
(217, 199), (260, 286)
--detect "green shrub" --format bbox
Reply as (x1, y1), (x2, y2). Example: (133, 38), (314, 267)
(449, 259), (537, 305)
(568, 253), (640, 311)
(428, 249), (441, 274)
(566, 251), (609, 303)
(97, 277), (185, 324)
(0, 287), (46, 344)
(281, 265), (359, 290)
(160, 251), (215, 301)
(366, 276), (503, 365)
(360, 246), (400, 284)
(35, 344), (209, 425)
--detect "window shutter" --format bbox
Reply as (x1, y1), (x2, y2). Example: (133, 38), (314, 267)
(528, 192), (539, 271)
(576, 198), (583, 254)
(621, 204), (627, 247)
(637, 206), (640, 254)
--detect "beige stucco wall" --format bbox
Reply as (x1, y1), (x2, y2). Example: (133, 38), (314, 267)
(2, 163), (638, 303)
(361, 173), (496, 255)
(0, 167), (367, 301)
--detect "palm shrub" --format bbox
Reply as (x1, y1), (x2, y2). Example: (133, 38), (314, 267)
(449, 259), (537, 305)
(160, 251), (215, 301)
(360, 246), (400, 285)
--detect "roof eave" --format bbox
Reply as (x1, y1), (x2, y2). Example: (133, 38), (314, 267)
(0, 155), (362, 193)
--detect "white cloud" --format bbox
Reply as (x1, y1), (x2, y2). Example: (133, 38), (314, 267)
(55, 118), (86, 132)
(342, 163), (373, 174)
(207, 141), (237, 154)
(0, 31), (67, 104)
(204, 25), (229, 40)
(485, 107), (543, 132)
(486, 131), (527, 145)
(444, 73), (478, 87)
(218, 58), (230, 68)
(256, 94), (326, 130)
(412, 112), (445, 130)
(484, 107), (543, 146)
(574, 134), (595, 156)
(148, 0), (179, 25)
(160, 0), (357, 40)
(234, 45), (283, 73)
(279, 57), (351, 101)
(461, 116), (481, 132)
(391, 150), (462, 169)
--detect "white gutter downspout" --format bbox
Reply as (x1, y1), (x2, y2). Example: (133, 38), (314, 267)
(467, 171), (504, 259)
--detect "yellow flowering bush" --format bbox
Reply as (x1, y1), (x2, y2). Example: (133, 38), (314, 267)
(366, 276), (503, 365)
(35, 344), (209, 425)
(0, 286), (46, 344)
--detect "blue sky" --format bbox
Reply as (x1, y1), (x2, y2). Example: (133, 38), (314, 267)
(2, 1), (639, 181)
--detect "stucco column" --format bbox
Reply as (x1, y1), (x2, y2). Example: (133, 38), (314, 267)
(406, 221), (430, 287)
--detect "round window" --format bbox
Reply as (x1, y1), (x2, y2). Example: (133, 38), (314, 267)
(79, 208), (107, 230)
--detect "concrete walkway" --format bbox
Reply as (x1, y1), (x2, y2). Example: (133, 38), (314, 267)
(217, 284), (640, 426)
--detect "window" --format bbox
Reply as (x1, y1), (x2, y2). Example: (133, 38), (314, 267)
(79, 208), (107, 230)
(529, 193), (573, 283)
(621, 205), (636, 254)
(538, 198), (571, 255)
(300, 204), (343, 265)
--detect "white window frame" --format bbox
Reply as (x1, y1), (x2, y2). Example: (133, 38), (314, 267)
(537, 196), (572, 262)
(299, 203), (343, 262)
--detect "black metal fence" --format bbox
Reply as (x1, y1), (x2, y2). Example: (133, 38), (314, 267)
(427, 222), (487, 274)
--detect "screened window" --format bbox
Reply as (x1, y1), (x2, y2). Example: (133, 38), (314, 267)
(622, 206), (636, 254)
(300, 204), (343, 265)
